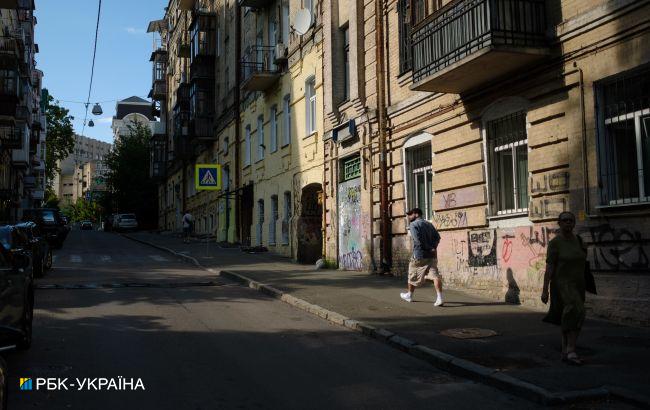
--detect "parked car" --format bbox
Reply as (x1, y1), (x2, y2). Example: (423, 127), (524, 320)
(114, 214), (138, 231)
(0, 227), (35, 350)
(22, 208), (70, 249)
(14, 222), (52, 277)
(80, 220), (93, 230)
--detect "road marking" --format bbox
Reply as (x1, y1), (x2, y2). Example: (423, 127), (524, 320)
(70, 255), (82, 263)
(100, 255), (112, 262)
(148, 255), (169, 262)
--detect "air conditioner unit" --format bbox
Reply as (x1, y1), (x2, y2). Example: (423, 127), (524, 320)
(274, 43), (287, 64)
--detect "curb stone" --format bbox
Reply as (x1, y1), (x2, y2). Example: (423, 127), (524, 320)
(122, 233), (649, 408)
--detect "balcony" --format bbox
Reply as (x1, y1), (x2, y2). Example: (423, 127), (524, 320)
(11, 127), (29, 166)
(241, 46), (281, 92)
(174, 83), (191, 111)
(238, 0), (272, 9)
(0, 37), (19, 57)
(411, 0), (548, 94)
(176, 36), (190, 59)
(15, 104), (29, 121)
(151, 80), (167, 101)
(190, 61), (214, 81)
(0, 125), (22, 149)
(190, 116), (213, 139)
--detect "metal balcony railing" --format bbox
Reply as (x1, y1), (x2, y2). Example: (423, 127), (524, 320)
(0, 37), (18, 56)
(412, 0), (546, 86)
(241, 46), (281, 91)
(0, 125), (22, 149)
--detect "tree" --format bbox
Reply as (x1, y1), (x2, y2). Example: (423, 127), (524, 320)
(44, 90), (75, 184)
(103, 122), (158, 229)
(44, 186), (60, 209)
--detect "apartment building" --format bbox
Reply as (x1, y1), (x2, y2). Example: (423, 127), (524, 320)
(321, 0), (650, 323)
(150, 0), (325, 262)
(0, 0), (47, 224)
(53, 134), (112, 204)
(111, 96), (157, 143)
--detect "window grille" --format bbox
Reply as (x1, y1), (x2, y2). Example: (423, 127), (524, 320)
(342, 155), (361, 181)
(596, 65), (650, 205)
(405, 143), (432, 219)
(486, 111), (528, 215)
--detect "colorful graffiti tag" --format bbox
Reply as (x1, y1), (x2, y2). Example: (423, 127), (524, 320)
(338, 179), (364, 270)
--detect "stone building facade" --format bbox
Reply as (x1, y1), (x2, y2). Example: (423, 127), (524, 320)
(321, 0), (650, 324)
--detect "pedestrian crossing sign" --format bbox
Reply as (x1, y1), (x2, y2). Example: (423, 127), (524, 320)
(195, 164), (221, 191)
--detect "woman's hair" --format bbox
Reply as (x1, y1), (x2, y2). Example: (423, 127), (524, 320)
(557, 211), (575, 221)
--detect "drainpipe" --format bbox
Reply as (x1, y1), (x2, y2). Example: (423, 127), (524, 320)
(375, 0), (391, 272)
(577, 64), (590, 216)
(234, 4), (242, 243)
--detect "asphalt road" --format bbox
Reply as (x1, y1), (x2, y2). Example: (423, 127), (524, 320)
(4, 229), (537, 410)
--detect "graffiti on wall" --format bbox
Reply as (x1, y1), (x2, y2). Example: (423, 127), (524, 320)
(338, 179), (364, 270)
(586, 224), (650, 272)
(467, 229), (497, 267)
(531, 171), (570, 194)
(435, 185), (485, 211)
(433, 211), (468, 229)
(529, 197), (568, 219)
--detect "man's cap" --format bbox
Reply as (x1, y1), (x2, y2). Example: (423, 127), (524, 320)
(406, 208), (423, 216)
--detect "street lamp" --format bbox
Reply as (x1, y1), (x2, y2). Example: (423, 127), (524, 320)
(92, 103), (103, 116)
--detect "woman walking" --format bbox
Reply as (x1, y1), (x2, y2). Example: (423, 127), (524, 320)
(541, 211), (587, 365)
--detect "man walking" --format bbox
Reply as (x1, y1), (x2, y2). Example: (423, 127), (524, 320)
(400, 208), (444, 307)
(182, 211), (194, 244)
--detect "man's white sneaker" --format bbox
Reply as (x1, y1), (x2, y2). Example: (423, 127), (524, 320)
(400, 292), (412, 303)
(434, 299), (444, 307)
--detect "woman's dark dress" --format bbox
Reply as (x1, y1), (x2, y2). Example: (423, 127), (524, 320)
(543, 235), (587, 332)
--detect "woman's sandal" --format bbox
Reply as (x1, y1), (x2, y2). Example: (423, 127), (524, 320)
(565, 352), (583, 366)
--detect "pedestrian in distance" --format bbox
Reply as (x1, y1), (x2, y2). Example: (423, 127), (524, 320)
(182, 211), (194, 244)
(400, 208), (444, 307)
(541, 211), (587, 366)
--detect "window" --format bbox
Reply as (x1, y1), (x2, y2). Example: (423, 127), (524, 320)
(222, 135), (229, 154)
(283, 94), (291, 146)
(596, 66), (650, 204)
(281, 3), (290, 45)
(244, 125), (251, 166)
(405, 141), (433, 220)
(342, 155), (361, 181)
(397, 0), (412, 73)
(342, 27), (350, 101)
(222, 166), (230, 190)
(257, 199), (265, 245)
(257, 115), (265, 161)
(304, 0), (314, 25)
(269, 195), (278, 245)
(270, 105), (278, 152)
(486, 111), (529, 215)
(282, 191), (291, 245)
(216, 27), (221, 57)
(305, 77), (316, 135)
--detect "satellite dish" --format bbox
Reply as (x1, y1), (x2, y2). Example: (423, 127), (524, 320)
(292, 9), (311, 35)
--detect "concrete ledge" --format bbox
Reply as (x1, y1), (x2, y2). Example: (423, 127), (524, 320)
(604, 385), (650, 408)
(373, 328), (395, 342)
(387, 335), (416, 351)
(408, 345), (455, 371)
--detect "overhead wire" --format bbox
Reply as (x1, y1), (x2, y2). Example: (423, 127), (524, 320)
(80, 0), (102, 136)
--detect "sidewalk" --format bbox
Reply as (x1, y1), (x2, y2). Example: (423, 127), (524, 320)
(127, 231), (650, 406)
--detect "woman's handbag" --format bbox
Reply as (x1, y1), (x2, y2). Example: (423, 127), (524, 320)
(578, 235), (597, 294)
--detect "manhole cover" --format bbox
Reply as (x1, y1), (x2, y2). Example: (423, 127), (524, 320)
(440, 328), (498, 339)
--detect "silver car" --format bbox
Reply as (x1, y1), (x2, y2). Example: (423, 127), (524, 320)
(115, 214), (138, 231)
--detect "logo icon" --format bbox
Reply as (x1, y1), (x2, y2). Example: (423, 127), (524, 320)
(20, 378), (33, 391)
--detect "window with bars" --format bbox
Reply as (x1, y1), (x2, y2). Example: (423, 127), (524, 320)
(282, 191), (291, 245)
(257, 115), (265, 161)
(596, 65), (650, 205)
(397, 0), (412, 74)
(486, 111), (529, 215)
(306, 77), (316, 134)
(269, 195), (278, 246)
(342, 155), (361, 181)
(257, 199), (264, 245)
(270, 105), (278, 152)
(405, 143), (433, 219)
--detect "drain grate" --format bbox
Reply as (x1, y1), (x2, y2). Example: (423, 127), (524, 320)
(440, 328), (498, 339)
(36, 281), (223, 290)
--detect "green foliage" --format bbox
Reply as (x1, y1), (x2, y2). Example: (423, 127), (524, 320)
(43, 91), (75, 184)
(103, 122), (157, 228)
(44, 186), (60, 209)
(60, 198), (101, 223)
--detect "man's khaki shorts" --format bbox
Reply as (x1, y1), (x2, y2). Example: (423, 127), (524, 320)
(408, 257), (440, 287)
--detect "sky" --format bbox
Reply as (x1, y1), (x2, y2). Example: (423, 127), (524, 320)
(35, 0), (168, 143)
